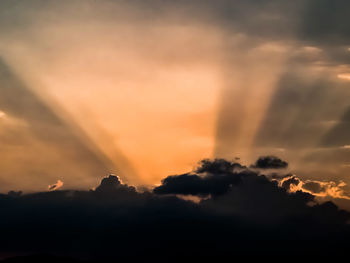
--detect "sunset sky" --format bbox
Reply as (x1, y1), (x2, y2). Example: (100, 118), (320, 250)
(0, 0), (350, 198)
(1, 1), (350, 261)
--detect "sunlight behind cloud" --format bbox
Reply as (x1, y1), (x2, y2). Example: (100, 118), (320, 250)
(337, 73), (350, 81)
(2, 17), (224, 185)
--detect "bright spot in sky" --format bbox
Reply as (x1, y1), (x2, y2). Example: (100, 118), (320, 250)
(337, 73), (350, 81)
(48, 180), (64, 191)
(0, 111), (6, 118)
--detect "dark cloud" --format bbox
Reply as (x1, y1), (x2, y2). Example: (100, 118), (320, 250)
(252, 156), (288, 169)
(195, 158), (246, 174)
(300, 0), (350, 44)
(153, 172), (242, 196)
(153, 159), (246, 196)
(0, 0), (342, 44)
(0, 158), (349, 261)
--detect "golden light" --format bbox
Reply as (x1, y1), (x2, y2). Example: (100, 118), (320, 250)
(337, 73), (350, 81)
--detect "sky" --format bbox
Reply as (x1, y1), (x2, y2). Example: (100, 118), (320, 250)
(0, 0), (350, 260)
(0, 0), (349, 193)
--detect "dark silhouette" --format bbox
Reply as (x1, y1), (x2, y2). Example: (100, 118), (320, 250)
(0, 157), (348, 261)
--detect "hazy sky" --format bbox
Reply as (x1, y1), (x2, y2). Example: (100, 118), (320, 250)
(0, 0), (350, 193)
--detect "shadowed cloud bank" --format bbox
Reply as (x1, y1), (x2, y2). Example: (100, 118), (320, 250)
(0, 157), (349, 261)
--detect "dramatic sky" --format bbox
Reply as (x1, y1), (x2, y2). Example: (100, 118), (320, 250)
(1, 1), (350, 261)
(0, 0), (350, 198)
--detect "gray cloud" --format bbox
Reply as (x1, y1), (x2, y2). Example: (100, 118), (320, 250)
(300, 0), (350, 44)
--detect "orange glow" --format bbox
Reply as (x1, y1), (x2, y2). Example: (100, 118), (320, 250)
(3, 22), (224, 186)
(337, 73), (350, 81)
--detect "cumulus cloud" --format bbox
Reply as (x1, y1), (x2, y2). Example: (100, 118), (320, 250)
(278, 174), (350, 200)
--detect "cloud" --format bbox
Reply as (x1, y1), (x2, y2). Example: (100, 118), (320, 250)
(153, 159), (246, 196)
(278, 174), (350, 200)
(251, 156), (288, 169)
(281, 176), (300, 190)
(0, 157), (349, 260)
(0, 1), (350, 259)
(1, 0), (350, 189)
(154, 157), (350, 222)
(153, 156), (289, 198)
(154, 156), (350, 208)
(300, 0), (350, 44)
(302, 181), (325, 193)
